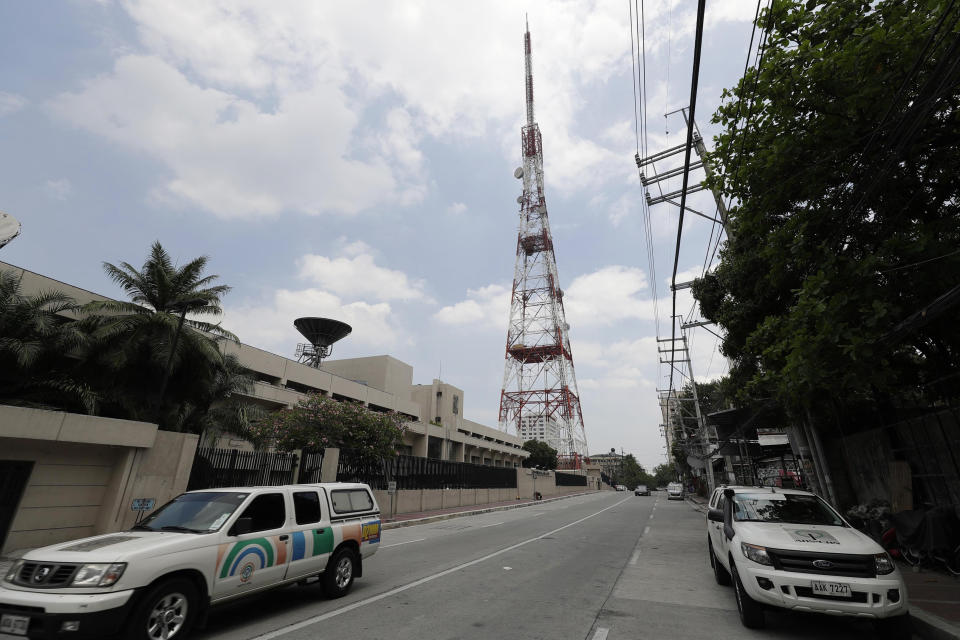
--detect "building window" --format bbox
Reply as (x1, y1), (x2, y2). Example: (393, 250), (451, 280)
(452, 395), (459, 415)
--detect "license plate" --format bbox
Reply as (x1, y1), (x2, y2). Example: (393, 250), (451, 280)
(0, 614), (29, 636)
(811, 580), (851, 597)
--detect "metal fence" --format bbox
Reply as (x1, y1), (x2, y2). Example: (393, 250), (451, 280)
(337, 452), (517, 490)
(187, 447), (299, 490)
(555, 471), (588, 487)
(298, 450), (325, 484)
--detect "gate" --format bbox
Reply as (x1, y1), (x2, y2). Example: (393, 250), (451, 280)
(0, 461), (34, 551)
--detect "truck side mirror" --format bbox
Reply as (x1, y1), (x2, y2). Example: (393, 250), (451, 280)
(231, 517), (253, 536)
(707, 508), (724, 522)
(722, 489), (736, 541)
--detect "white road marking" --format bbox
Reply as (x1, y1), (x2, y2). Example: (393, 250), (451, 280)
(592, 627), (610, 640)
(643, 525), (650, 536)
(250, 497), (633, 640)
(629, 550), (641, 565)
(503, 566), (512, 571)
(478, 522), (504, 528)
(648, 513), (654, 520)
(381, 538), (426, 549)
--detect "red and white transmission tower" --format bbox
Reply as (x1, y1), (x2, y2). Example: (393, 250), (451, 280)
(499, 20), (588, 465)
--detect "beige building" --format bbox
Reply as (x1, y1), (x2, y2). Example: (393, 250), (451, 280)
(0, 261), (528, 468)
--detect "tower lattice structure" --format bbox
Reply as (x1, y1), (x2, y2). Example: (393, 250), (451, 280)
(499, 22), (588, 466)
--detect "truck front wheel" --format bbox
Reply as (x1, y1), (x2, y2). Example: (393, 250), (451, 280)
(127, 577), (199, 640)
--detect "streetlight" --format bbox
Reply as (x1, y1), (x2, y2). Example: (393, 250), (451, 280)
(156, 297), (208, 421)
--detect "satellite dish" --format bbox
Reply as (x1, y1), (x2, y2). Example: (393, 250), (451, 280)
(514, 167), (524, 179)
(0, 212), (21, 250)
(294, 317), (352, 368)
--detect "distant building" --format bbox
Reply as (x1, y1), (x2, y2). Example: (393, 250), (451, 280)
(518, 414), (560, 445)
(589, 450), (624, 479)
(2, 261), (529, 468)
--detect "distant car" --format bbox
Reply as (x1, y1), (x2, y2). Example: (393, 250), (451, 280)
(667, 482), (684, 500)
(615, 485), (627, 491)
(635, 485), (651, 496)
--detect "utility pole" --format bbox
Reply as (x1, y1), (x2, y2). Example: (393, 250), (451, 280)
(682, 332), (715, 493)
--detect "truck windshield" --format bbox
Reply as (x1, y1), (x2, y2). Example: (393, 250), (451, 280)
(733, 493), (844, 526)
(134, 492), (249, 533)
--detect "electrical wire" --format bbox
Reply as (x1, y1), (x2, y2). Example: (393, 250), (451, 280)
(667, 0), (707, 397)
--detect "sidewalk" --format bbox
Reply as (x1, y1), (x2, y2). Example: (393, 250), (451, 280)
(684, 495), (960, 640)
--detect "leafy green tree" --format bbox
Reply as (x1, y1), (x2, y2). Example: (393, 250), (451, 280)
(616, 454), (654, 489)
(521, 440), (558, 469)
(0, 270), (95, 412)
(79, 242), (237, 429)
(696, 0), (960, 424)
(248, 393), (407, 463)
(652, 463), (678, 487)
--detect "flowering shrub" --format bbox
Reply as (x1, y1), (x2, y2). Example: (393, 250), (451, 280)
(247, 393), (407, 461)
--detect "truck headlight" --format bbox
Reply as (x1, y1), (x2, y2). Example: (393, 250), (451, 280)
(741, 543), (773, 566)
(874, 553), (895, 575)
(71, 563), (126, 587)
(4, 560), (23, 583)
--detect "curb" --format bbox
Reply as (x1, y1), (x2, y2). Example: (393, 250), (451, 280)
(912, 609), (960, 640)
(382, 491), (595, 530)
(686, 497), (707, 514)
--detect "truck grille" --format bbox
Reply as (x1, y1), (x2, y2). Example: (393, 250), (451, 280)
(14, 562), (79, 588)
(767, 549), (876, 578)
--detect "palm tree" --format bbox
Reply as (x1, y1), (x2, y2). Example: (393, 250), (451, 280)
(0, 269), (96, 412)
(79, 241), (238, 429)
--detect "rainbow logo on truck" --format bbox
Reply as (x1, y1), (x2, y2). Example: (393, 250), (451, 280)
(217, 537), (286, 579)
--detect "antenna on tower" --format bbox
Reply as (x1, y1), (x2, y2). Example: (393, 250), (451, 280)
(524, 16), (535, 126)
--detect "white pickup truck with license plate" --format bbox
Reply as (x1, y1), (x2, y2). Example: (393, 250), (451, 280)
(706, 486), (910, 638)
(0, 483), (381, 640)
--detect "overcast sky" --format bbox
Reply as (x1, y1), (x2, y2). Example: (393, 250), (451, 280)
(0, 0), (758, 471)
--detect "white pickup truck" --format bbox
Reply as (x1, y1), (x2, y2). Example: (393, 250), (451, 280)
(706, 486), (910, 639)
(0, 482), (381, 640)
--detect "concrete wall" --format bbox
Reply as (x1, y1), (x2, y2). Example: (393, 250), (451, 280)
(370, 468), (598, 518)
(516, 468), (591, 500)
(0, 405), (198, 554)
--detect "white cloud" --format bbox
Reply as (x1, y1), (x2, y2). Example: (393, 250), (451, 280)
(223, 287), (401, 356)
(43, 1), (646, 217)
(0, 92), (27, 117)
(447, 202), (467, 215)
(564, 265), (656, 326)
(46, 55), (402, 218)
(297, 245), (427, 302)
(43, 178), (73, 201)
(434, 283), (510, 328)
(607, 194), (633, 227)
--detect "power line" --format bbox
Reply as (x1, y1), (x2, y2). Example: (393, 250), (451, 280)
(667, 0), (707, 396)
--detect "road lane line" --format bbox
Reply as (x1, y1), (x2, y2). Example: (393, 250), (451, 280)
(643, 525), (650, 536)
(478, 522), (504, 528)
(629, 550), (641, 565)
(592, 628), (610, 640)
(250, 497), (633, 640)
(381, 538), (426, 549)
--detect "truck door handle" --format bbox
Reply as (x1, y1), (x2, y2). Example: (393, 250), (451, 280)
(315, 528), (325, 534)
(279, 535), (289, 541)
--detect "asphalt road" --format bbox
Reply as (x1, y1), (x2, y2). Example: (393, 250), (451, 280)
(195, 491), (913, 640)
